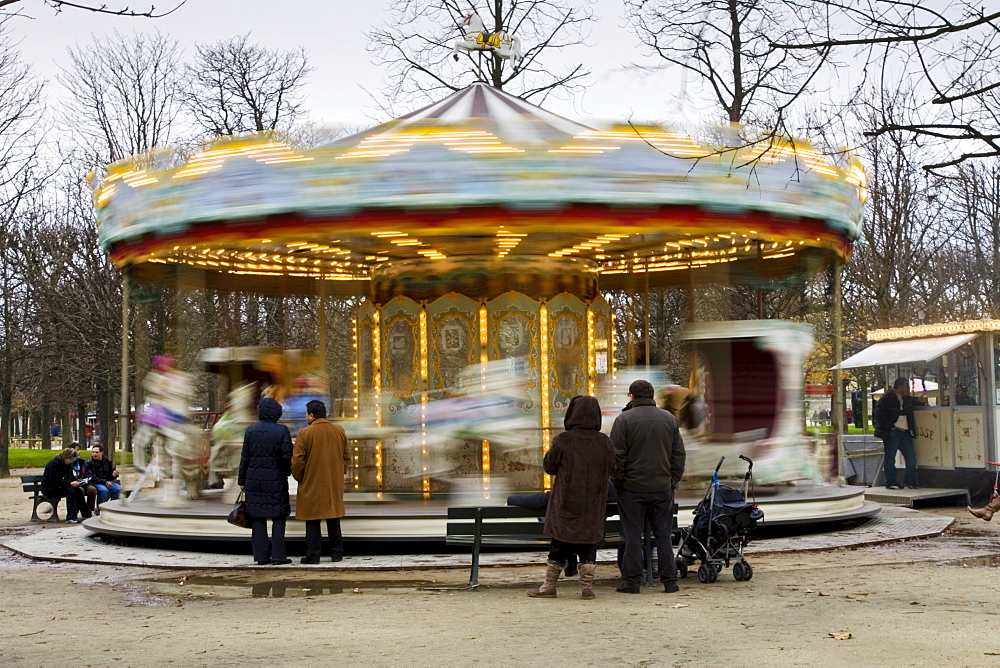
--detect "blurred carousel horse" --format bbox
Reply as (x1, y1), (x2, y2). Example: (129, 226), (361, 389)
(209, 382), (256, 497)
(129, 358), (208, 506)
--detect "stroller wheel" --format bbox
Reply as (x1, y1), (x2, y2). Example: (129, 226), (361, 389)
(697, 563), (717, 584)
(733, 561), (754, 581)
(678, 561), (688, 579)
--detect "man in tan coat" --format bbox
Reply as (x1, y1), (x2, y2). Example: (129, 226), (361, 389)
(292, 400), (351, 563)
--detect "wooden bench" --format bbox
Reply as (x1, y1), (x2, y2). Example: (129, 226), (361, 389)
(20, 475), (130, 522)
(21, 475), (62, 522)
(446, 502), (676, 588)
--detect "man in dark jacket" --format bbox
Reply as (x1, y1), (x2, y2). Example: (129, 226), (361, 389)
(611, 379), (686, 594)
(238, 398), (293, 565)
(42, 448), (89, 523)
(874, 377), (922, 489)
(87, 444), (121, 510)
(526, 395), (615, 600)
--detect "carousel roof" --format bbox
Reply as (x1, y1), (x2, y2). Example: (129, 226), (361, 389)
(96, 83), (866, 296)
(335, 82), (593, 144)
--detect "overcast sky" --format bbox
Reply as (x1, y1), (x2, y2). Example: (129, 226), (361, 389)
(7, 0), (695, 131)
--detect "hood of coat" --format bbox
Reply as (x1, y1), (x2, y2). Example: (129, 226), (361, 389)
(257, 397), (283, 423)
(564, 395), (602, 431)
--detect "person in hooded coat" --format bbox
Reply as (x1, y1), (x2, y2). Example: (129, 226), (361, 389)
(238, 397), (293, 565)
(527, 395), (615, 600)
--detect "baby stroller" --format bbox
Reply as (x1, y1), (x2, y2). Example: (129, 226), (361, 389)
(675, 455), (763, 583)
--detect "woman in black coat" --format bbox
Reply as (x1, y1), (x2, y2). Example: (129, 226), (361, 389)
(238, 397), (293, 565)
(527, 395), (615, 600)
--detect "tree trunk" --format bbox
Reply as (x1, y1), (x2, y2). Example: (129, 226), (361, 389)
(0, 335), (12, 476)
(0, 412), (9, 478)
(77, 402), (88, 447)
(135, 301), (150, 408)
(41, 402), (52, 450)
(0, 389), (10, 477)
(97, 381), (114, 460)
(61, 401), (73, 448)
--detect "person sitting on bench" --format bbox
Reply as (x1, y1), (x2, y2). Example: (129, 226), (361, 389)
(70, 442), (98, 516)
(42, 448), (91, 524)
(87, 444), (121, 511)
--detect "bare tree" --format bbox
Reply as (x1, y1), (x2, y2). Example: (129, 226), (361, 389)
(943, 160), (1000, 319)
(0, 20), (45, 476)
(839, 84), (955, 342)
(0, 19), (44, 211)
(32, 173), (126, 453)
(59, 30), (182, 165)
(182, 33), (312, 138)
(368, 0), (593, 110)
(625, 0), (832, 127)
(772, 1), (1000, 172)
(623, 1), (844, 326)
(0, 0), (183, 18)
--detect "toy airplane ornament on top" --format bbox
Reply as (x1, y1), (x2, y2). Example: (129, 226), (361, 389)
(452, 12), (524, 66)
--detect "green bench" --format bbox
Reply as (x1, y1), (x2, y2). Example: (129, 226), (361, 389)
(21, 475), (62, 522)
(446, 502), (676, 588)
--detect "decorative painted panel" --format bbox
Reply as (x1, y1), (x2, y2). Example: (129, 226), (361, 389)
(954, 409), (986, 468)
(432, 438), (483, 494)
(487, 292), (542, 490)
(913, 410), (945, 468)
(381, 431), (423, 492)
(546, 293), (587, 427)
(379, 296), (421, 444)
(941, 409), (954, 467)
(427, 293), (480, 394)
(356, 300), (377, 421)
(590, 295), (612, 381)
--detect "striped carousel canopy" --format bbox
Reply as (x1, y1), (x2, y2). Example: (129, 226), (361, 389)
(96, 82), (866, 296)
(342, 81), (593, 143)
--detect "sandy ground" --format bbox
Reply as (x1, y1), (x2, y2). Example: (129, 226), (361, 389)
(2, 468), (1000, 666)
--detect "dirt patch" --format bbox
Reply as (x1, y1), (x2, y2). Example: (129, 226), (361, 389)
(3, 474), (1000, 665)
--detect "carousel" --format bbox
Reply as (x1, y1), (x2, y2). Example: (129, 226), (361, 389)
(84, 76), (875, 543)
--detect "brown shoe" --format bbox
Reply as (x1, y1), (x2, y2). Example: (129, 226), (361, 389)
(968, 496), (1000, 521)
(579, 563), (597, 600)
(527, 560), (563, 598)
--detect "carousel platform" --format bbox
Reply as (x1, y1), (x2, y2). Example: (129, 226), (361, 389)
(81, 484), (880, 544)
(863, 486), (970, 508)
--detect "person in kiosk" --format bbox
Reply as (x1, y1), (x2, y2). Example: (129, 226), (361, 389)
(873, 377), (924, 490)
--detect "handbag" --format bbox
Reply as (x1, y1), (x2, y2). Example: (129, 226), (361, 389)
(227, 491), (250, 528)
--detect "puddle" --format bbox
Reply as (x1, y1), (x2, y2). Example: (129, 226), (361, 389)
(944, 526), (1000, 538)
(937, 555), (1000, 568)
(145, 573), (434, 599)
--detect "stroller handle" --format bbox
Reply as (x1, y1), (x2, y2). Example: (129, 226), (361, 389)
(739, 454), (754, 469)
(714, 456), (725, 473)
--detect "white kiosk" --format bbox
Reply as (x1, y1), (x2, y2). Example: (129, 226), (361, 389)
(835, 320), (1000, 501)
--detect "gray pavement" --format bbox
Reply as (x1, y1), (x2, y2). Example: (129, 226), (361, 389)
(0, 505), (952, 570)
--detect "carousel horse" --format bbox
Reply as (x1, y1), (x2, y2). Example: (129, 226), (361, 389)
(451, 13), (523, 66)
(130, 358), (207, 505)
(490, 30), (523, 64)
(209, 382), (256, 495)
